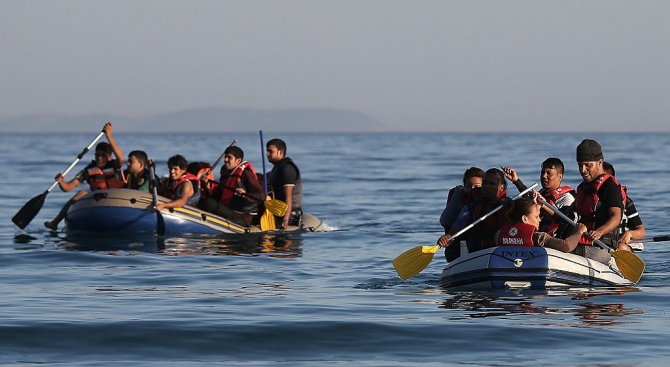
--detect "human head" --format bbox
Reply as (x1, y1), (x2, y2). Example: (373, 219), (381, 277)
(481, 168), (506, 200)
(167, 154), (188, 180)
(602, 161), (615, 177)
(576, 139), (604, 183)
(266, 138), (287, 164)
(503, 196), (541, 229)
(223, 146), (244, 171)
(94, 142), (113, 167)
(126, 150), (148, 176)
(462, 167), (484, 193)
(540, 157), (564, 191)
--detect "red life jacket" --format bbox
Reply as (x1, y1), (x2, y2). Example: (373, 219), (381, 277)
(576, 173), (625, 245)
(86, 161), (125, 191)
(165, 172), (200, 200)
(468, 187), (507, 248)
(497, 222), (536, 247)
(220, 161), (257, 207)
(540, 185), (574, 236)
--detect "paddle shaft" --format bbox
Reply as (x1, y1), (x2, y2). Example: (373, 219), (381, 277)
(636, 235), (670, 243)
(200, 139), (237, 179)
(47, 131), (107, 193)
(149, 162), (165, 236)
(447, 183), (538, 245)
(536, 196), (613, 251)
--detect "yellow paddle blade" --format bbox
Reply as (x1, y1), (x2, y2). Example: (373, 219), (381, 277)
(393, 244), (440, 280)
(610, 249), (645, 283)
(260, 209), (276, 231)
(265, 199), (288, 217)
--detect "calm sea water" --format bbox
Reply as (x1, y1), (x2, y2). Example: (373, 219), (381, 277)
(2, 132), (670, 366)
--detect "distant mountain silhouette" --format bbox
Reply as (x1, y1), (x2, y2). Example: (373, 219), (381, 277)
(0, 108), (386, 133)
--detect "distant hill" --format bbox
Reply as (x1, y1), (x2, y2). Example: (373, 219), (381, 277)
(0, 108), (387, 133)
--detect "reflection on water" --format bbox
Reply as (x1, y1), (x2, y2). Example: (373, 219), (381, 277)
(439, 288), (643, 326)
(27, 231), (306, 257)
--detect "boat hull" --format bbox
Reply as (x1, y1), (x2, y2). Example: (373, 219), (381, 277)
(439, 245), (634, 289)
(65, 189), (324, 235)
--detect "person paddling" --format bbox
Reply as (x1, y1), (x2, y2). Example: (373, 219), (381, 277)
(574, 139), (627, 264)
(437, 168), (509, 261)
(44, 122), (124, 230)
(495, 195), (587, 252)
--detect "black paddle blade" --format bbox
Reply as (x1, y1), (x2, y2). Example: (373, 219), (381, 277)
(156, 211), (166, 237)
(12, 192), (47, 229)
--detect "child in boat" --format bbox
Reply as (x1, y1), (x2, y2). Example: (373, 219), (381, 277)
(495, 194), (587, 253)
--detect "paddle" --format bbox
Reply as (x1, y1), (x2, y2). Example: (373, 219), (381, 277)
(393, 183), (538, 280)
(259, 130), (275, 231)
(219, 185), (288, 217)
(636, 235), (670, 243)
(149, 162), (166, 238)
(537, 196), (645, 283)
(199, 139), (238, 180)
(12, 130), (107, 229)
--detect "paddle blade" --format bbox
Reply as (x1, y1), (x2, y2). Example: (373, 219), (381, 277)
(393, 244), (440, 280)
(260, 209), (276, 231)
(265, 199), (288, 217)
(611, 250), (645, 283)
(156, 210), (166, 237)
(12, 192), (47, 229)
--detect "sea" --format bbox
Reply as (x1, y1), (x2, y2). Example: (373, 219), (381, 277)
(1, 132), (669, 367)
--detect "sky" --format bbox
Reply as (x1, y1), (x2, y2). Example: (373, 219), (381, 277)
(2, 1), (669, 132)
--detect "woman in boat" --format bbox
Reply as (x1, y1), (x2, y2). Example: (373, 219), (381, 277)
(437, 168), (508, 261)
(495, 195), (587, 252)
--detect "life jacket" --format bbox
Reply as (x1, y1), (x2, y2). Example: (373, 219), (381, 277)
(497, 222), (536, 247)
(576, 173), (625, 245)
(466, 187), (507, 249)
(85, 160), (125, 191)
(540, 185), (575, 236)
(268, 157), (302, 209)
(124, 169), (152, 192)
(219, 161), (257, 207)
(165, 172), (201, 206)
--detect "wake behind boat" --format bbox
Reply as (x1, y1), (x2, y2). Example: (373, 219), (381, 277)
(65, 188), (324, 235)
(439, 245), (634, 290)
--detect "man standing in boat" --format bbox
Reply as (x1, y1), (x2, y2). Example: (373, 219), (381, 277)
(501, 158), (577, 239)
(44, 122), (125, 230)
(266, 138), (303, 229)
(573, 139), (626, 264)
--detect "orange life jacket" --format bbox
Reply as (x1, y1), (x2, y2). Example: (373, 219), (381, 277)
(85, 161), (125, 191)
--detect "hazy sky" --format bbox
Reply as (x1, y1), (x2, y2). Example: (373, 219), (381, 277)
(2, 1), (669, 132)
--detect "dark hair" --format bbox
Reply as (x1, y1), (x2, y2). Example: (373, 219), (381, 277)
(503, 197), (536, 222)
(187, 161), (211, 176)
(95, 142), (113, 155)
(225, 145), (244, 160)
(128, 150), (148, 166)
(602, 161), (615, 176)
(484, 168), (507, 189)
(462, 167), (485, 186)
(266, 138), (287, 154)
(167, 154), (188, 170)
(541, 157), (565, 175)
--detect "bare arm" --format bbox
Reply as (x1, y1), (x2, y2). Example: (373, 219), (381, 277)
(103, 122), (124, 168)
(156, 181), (193, 210)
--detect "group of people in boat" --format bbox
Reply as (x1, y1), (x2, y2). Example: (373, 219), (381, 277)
(43, 122), (303, 230)
(437, 138), (645, 265)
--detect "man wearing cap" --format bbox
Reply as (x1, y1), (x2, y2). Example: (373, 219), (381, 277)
(574, 139), (626, 264)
